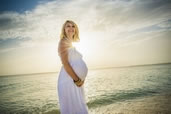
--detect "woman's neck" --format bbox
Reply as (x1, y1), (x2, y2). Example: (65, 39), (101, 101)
(64, 37), (73, 48)
(66, 35), (73, 41)
(65, 37), (72, 42)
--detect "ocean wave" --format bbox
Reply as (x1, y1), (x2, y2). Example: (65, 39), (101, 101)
(87, 88), (161, 108)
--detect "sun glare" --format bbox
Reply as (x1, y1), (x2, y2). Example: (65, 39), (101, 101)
(72, 37), (92, 57)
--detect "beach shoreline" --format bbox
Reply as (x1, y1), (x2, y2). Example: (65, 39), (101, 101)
(89, 93), (171, 114)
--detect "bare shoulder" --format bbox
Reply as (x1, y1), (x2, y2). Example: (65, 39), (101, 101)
(58, 38), (69, 48)
(59, 38), (72, 48)
(58, 38), (70, 55)
(59, 38), (66, 44)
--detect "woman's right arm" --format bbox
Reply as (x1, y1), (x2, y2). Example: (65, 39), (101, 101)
(58, 39), (80, 82)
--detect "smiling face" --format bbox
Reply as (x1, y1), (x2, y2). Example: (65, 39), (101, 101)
(60, 20), (80, 42)
(64, 22), (76, 39)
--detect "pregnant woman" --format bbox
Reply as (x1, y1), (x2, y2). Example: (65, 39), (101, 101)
(57, 20), (89, 114)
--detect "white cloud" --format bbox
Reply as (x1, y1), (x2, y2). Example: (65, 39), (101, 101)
(0, 0), (171, 52)
(0, 0), (171, 75)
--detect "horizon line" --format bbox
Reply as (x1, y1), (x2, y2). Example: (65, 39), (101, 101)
(0, 62), (171, 77)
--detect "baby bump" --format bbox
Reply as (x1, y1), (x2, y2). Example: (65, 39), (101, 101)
(71, 59), (88, 80)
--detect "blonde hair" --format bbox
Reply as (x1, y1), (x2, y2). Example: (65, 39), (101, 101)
(60, 20), (80, 42)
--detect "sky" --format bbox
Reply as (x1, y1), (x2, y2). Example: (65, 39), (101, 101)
(0, 0), (171, 76)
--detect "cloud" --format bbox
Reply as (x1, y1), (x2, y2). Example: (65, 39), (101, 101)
(157, 19), (171, 29)
(0, 37), (32, 52)
(0, 0), (171, 75)
(0, 0), (171, 53)
(94, 0), (171, 31)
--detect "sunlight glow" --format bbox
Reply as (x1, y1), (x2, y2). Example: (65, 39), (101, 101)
(72, 35), (93, 57)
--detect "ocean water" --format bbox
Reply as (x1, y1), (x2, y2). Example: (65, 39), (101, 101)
(0, 63), (171, 114)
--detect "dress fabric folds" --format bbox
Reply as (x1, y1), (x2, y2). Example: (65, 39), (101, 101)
(58, 46), (89, 114)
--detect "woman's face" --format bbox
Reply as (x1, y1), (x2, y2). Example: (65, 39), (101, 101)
(64, 22), (75, 38)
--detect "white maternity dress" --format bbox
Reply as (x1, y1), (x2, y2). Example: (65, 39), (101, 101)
(58, 46), (89, 114)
